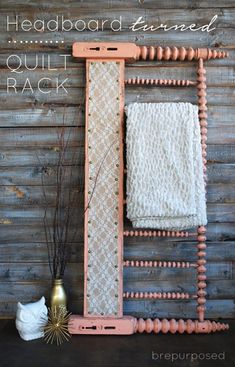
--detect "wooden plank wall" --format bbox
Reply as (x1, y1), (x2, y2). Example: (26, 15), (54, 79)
(0, 0), (234, 319)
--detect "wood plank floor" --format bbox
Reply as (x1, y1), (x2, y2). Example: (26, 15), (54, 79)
(0, 320), (234, 367)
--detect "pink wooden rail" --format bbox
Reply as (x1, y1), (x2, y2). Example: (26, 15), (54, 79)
(135, 46), (227, 61)
(123, 229), (195, 237)
(123, 292), (193, 300)
(125, 78), (196, 86)
(134, 319), (228, 334)
(123, 260), (197, 268)
(73, 43), (228, 62)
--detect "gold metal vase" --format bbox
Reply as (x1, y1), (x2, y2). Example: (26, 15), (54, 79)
(51, 278), (67, 311)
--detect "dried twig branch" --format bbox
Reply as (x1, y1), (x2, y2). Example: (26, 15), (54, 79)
(40, 103), (115, 279)
(39, 107), (81, 279)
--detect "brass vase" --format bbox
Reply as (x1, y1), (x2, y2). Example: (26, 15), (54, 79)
(51, 278), (67, 311)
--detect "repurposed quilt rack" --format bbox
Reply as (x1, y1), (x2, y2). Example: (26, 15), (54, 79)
(69, 42), (229, 335)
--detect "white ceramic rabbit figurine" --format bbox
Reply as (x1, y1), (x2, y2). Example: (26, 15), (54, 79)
(15, 296), (48, 341)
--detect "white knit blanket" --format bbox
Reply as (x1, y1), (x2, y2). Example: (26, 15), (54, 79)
(126, 102), (207, 230)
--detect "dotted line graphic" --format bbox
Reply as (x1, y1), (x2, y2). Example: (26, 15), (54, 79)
(8, 40), (64, 44)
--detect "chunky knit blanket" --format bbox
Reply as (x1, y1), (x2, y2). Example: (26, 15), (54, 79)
(126, 102), (207, 230)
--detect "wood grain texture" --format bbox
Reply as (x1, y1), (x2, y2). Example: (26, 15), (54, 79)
(0, 1), (234, 319)
(0, 165), (233, 186)
(0, 8), (234, 33)
(123, 299), (235, 319)
(0, 1), (235, 10)
(0, 128), (234, 151)
(1, 49), (235, 68)
(0, 261), (233, 283)
(1, 299), (234, 319)
(0, 145), (234, 167)
(0, 241), (235, 262)
(0, 203), (234, 222)
(0, 106), (234, 128)
(0, 27), (234, 48)
(1, 86), (234, 108)
(0, 222), (234, 243)
(1, 279), (234, 305)
(1, 65), (234, 88)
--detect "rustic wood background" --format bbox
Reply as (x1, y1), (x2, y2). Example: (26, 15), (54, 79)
(0, 0), (234, 319)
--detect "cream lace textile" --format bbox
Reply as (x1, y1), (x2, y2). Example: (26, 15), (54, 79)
(86, 61), (121, 316)
(126, 102), (207, 230)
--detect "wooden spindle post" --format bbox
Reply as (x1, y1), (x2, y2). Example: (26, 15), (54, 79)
(136, 46), (228, 61)
(196, 58), (208, 322)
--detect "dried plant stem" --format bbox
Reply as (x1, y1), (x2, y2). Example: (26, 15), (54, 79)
(40, 105), (114, 280)
(39, 108), (81, 280)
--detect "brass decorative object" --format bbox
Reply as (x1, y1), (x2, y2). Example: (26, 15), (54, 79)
(51, 279), (67, 311)
(44, 307), (71, 346)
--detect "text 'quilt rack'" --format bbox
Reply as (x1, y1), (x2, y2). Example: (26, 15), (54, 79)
(69, 42), (229, 335)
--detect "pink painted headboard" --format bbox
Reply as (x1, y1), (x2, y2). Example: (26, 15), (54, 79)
(68, 42), (229, 335)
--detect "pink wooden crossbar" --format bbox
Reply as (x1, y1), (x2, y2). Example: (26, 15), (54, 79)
(73, 42), (228, 61)
(123, 260), (197, 268)
(123, 229), (196, 237)
(125, 78), (197, 86)
(69, 42), (229, 335)
(123, 292), (194, 300)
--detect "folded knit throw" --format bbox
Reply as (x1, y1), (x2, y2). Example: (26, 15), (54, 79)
(126, 102), (207, 230)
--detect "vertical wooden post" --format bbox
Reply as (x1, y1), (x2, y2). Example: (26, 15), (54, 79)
(196, 58), (208, 322)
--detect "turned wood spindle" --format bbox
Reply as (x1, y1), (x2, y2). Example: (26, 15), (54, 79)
(134, 318), (229, 334)
(197, 226), (207, 322)
(136, 46), (228, 61)
(197, 58), (208, 170)
(125, 77), (196, 86)
(123, 229), (190, 237)
(196, 57), (208, 323)
(123, 260), (196, 268)
(123, 291), (191, 300)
